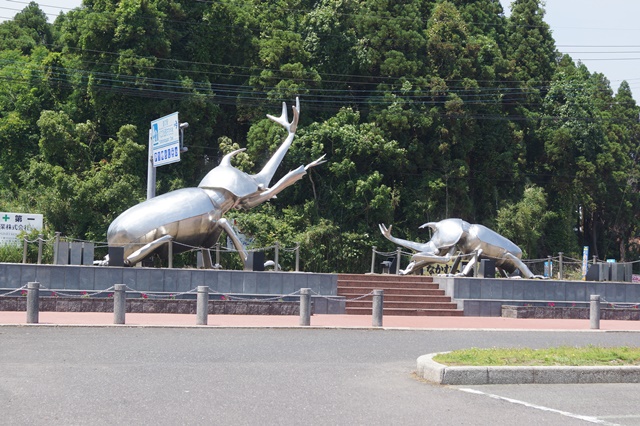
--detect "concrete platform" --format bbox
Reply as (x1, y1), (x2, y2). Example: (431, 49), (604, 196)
(3, 311), (639, 385)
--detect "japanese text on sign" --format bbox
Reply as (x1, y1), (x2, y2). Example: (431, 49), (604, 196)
(151, 112), (180, 167)
(0, 212), (43, 245)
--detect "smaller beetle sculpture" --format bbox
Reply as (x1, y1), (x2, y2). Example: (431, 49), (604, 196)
(379, 218), (537, 278)
(102, 98), (325, 268)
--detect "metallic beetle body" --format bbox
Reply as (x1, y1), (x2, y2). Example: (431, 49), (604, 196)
(105, 99), (324, 267)
(379, 218), (536, 278)
(107, 187), (235, 262)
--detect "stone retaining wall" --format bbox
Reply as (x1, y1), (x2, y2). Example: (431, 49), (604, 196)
(0, 296), (301, 315)
(502, 305), (640, 320)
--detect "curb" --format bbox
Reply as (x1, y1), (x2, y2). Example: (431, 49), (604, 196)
(417, 352), (640, 385)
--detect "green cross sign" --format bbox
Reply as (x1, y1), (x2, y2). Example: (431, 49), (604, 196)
(2, 214), (9, 222)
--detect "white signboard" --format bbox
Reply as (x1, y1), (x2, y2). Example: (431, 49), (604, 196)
(0, 212), (43, 245)
(151, 112), (180, 167)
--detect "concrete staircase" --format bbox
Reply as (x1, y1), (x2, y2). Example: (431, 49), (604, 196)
(337, 274), (463, 316)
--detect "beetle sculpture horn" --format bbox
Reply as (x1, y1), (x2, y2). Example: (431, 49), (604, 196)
(419, 222), (437, 230)
(219, 148), (247, 167)
(254, 97), (300, 188)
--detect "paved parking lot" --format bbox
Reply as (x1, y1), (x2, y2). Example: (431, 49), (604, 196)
(1, 326), (639, 425)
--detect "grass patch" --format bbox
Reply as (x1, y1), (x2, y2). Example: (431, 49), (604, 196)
(433, 346), (640, 367)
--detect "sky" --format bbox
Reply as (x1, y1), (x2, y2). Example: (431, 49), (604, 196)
(500, 0), (640, 101)
(0, 0), (639, 101)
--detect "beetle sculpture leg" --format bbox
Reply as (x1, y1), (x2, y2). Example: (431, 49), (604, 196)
(501, 252), (535, 279)
(125, 235), (174, 266)
(459, 249), (482, 276)
(449, 252), (463, 275)
(407, 246), (458, 275)
(215, 218), (250, 270)
(200, 248), (214, 269)
(401, 259), (428, 275)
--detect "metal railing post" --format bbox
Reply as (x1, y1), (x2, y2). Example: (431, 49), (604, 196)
(274, 241), (280, 271)
(558, 252), (564, 280)
(590, 295), (600, 330)
(22, 238), (28, 264)
(370, 246), (377, 274)
(37, 234), (43, 265)
(26, 282), (39, 324)
(299, 288), (311, 326)
(372, 289), (384, 327)
(167, 237), (173, 268)
(215, 242), (221, 267)
(295, 243), (300, 272)
(53, 232), (61, 265)
(396, 247), (401, 275)
(114, 284), (126, 324)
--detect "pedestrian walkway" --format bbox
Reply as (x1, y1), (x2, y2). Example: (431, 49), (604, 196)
(1, 311), (640, 330)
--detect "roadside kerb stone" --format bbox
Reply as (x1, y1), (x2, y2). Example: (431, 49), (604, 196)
(417, 352), (640, 385)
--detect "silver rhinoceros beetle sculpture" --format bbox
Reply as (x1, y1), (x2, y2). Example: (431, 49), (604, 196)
(379, 218), (537, 278)
(102, 98), (325, 268)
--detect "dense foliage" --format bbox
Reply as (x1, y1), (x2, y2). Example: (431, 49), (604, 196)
(1, 0), (639, 272)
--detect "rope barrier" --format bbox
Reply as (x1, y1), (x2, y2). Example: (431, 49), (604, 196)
(310, 289), (372, 302)
(0, 284), (28, 297)
(0, 283), (352, 305)
(601, 297), (640, 309)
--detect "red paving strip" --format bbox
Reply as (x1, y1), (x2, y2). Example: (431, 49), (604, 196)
(1, 311), (640, 330)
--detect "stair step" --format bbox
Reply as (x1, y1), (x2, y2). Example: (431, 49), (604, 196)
(340, 294), (452, 303)
(338, 287), (445, 296)
(345, 307), (464, 316)
(336, 273), (463, 316)
(346, 300), (459, 309)
(337, 281), (440, 290)
(339, 273), (433, 283)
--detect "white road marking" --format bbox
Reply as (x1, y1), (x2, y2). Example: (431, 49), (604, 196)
(458, 388), (620, 426)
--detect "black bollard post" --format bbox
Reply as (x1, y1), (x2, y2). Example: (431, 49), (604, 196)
(26, 282), (39, 324)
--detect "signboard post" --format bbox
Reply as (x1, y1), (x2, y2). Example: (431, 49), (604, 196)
(0, 212), (43, 245)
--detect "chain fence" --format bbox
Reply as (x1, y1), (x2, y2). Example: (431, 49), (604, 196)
(9, 231), (640, 280)
(0, 283), (363, 304)
(11, 232), (302, 272)
(369, 246), (640, 280)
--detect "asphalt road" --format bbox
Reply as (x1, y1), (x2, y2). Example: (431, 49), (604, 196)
(1, 327), (639, 425)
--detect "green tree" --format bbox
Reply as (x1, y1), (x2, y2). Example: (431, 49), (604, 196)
(495, 185), (555, 258)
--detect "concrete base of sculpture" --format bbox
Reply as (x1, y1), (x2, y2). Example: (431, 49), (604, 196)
(0, 263), (344, 315)
(434, 276), (640, 317)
